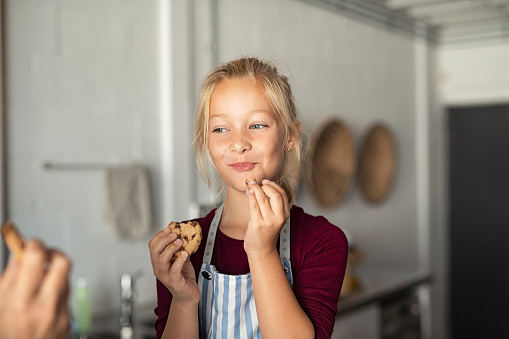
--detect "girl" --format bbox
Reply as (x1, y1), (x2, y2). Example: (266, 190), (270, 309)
(149, 57), (348, 339)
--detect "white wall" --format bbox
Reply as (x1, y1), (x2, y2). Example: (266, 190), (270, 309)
(439, 43), (509, 105)
(5, 0), (179, 316)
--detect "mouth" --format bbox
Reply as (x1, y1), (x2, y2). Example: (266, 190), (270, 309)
(229, 162), (256, 171)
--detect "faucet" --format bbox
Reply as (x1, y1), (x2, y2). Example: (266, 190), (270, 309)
(120, 273), (134, 329)
(120, 270), (143, 332)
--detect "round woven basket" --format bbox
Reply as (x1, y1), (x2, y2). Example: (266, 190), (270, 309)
(358, 124), (396, 203)
(309, 119), (356, 207)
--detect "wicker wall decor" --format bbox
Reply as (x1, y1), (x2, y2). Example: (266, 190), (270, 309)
(309, 119), (356, 207)
(358, 124), (396, 203)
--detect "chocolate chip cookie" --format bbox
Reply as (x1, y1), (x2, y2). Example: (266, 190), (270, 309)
(166, 221), (202, 261)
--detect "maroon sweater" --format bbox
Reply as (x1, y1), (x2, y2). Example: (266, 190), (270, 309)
(154, 205), (348, 339)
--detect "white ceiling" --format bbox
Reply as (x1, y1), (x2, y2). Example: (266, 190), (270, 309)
(296, 0), (509, 46)
(383, 0), (509, 45)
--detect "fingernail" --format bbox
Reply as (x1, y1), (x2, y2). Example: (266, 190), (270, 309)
(174, 239), (183, 246)
(262, 179), (270, 184)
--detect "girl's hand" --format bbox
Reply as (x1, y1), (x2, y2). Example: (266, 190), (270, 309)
(148, 229), (200, 304)
(244, 179), (290, 258)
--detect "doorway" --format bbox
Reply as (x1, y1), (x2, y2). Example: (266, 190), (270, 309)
(448, 103), (509, 338)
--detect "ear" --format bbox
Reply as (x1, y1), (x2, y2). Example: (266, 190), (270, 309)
(286, 120), (301, 151)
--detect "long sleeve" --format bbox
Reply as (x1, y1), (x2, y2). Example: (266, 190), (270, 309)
(289, 207), (349, 339)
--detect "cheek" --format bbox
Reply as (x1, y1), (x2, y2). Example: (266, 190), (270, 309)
(268, 135), (285, 155)
(207, 147), (221, 164)
(207, 140), (227, 165)
(265, 142), (285, 168)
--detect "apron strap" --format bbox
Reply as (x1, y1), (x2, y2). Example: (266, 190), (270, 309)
(202, 203), (224, 264)
(280, 215), (291, 261)
(202, 202), (291, 264)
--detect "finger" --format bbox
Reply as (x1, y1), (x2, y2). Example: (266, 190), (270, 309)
(248, 180), (269, 204)
(260, 183), (285, 217)
(261, 179), (288, 201)
(52, 277), (72, 339)
(16, 240), (49, 302)
(38, 249), (72, 313)
(53, 310), (72, 339)
(249, 181), (278, 219)
(160, 238), (183, 265)
(246, 183), (263, 221)
(0, 256), (21, 293)
(166, 251), (189, 296)
(169, 250), (188, 276)
(149, 230), (178, 257)
(261, 180), (290, 216)
(148, 228), (174, 249)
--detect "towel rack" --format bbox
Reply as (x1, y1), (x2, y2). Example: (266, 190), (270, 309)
(41, 161), (108, 172)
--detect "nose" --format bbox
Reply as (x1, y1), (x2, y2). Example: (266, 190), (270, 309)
(229, 132), (251, 154)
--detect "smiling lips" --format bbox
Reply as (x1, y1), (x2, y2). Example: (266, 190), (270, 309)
(229, 162), (256, 171)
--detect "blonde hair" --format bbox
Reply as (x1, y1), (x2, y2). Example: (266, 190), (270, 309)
(193, 57), (308, 203)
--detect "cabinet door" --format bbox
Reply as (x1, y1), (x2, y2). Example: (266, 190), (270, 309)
(332, 303), (380, 339)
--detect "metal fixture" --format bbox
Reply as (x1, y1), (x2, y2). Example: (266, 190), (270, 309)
(295, 0), (509, 46)
(120, 270), (144, 333)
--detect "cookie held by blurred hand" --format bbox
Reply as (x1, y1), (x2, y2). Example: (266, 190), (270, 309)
(166, 221), (202, 261)
(1, 221), (25, 259)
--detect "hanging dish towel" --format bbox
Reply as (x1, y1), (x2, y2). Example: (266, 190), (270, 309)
(103, 164), (153, 240)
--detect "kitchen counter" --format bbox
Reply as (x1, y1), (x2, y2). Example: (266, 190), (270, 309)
(337, 268), (431, 315)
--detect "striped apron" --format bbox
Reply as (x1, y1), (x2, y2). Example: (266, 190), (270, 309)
(197, 203), (293, 339)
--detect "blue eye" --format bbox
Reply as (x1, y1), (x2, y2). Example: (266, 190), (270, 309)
(250, 124), (267, 130)
(212, 127), (227, 133)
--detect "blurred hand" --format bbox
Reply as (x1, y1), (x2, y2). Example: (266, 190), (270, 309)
(0, 239), (72, 339)
(148, 229), (200, 304)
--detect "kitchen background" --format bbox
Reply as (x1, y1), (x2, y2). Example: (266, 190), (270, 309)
(0, 0), (507, 338)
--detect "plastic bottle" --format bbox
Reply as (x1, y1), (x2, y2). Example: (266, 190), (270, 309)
(74, 277), (92, 334)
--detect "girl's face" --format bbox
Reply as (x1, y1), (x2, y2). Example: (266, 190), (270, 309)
(207, 77), (287, 193)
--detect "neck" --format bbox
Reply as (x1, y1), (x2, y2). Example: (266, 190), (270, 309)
(218, 187), (251, 240)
